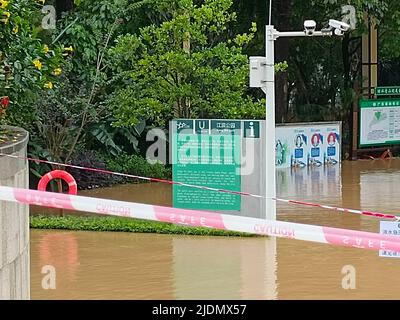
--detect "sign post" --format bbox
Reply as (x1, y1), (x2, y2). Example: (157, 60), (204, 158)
(250, 18), (349, 221)
(265, 25), (277, 221)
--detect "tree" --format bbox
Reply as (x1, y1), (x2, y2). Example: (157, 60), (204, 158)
(379, 0), (400, 60)
(30, 0), (151, 165)
(377, 0), (400, 85)
(107, 0), (264, 127)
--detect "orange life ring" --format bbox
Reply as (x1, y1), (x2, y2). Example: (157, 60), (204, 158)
(38, 170), (78, 195)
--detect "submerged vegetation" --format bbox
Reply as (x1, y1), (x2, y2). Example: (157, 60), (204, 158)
(30, 215), (257, 237)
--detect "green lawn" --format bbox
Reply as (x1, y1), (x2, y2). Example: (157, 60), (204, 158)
(30, 215), (257, 237)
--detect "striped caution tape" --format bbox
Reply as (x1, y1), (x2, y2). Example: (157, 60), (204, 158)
(1, 185), (400, 252)
(1, 152), (399, 221)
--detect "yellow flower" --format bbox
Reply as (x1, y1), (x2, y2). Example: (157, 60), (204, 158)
(62, 46), (74, 56)
(64, 46), (74, 52)
(12, 25), (18, 34)
(0, 11), (10, 24)
(42, 44), (49, 54)
(53, 68), (62, 76)
(33, 59), (42, 70)
(36, 0), (45, 4)
(0, 1), (9, 9)
(44, 82), (53, 89)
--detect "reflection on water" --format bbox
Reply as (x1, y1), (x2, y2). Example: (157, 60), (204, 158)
(31, 159), (400, 299)
(172, 237), (277, 300)
(38, 233), (79, 283)
(31, 231), (278, 300)
(31, 231), (175, 299)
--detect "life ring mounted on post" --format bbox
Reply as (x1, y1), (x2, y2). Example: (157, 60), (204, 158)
(38, 170), (78, 195)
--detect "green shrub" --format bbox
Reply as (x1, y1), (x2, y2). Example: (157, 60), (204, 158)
(30, 215), (256, 237)
(106, 153), (171, 181)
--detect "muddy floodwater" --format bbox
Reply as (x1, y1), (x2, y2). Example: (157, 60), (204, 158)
(31, 159), (400, 299)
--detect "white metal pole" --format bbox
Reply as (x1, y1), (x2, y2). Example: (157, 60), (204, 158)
(278, 30), (332, 37)
(265, 25), (276, 220)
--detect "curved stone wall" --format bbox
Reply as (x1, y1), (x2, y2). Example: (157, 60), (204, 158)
(0, 126), (29, 299)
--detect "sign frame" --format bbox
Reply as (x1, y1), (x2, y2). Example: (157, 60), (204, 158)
(359, 98), (400, 147)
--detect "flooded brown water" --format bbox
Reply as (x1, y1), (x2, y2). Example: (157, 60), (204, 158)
(31, 159), (400, 299)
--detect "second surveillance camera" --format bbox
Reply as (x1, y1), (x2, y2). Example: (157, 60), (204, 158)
(329, 19), (350, 33)
(304, 20), (317, 35)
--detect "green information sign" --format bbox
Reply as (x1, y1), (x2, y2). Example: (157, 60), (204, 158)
(375, 86), (400, 96)
(172, 119), (241, 211)
(359, 99), (400, 147)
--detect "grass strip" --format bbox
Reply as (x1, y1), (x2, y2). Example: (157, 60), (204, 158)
(30, 215), (258, 237)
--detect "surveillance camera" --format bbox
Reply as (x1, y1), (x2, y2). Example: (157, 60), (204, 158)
(304, 20), (317, 35)
(334, 28), (344, 36)
(328, 19), (350, 32)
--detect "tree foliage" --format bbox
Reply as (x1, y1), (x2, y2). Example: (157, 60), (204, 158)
(0, 0), (66, 125)
(107, 0), (264, 127)
(2, 0), (399, 168)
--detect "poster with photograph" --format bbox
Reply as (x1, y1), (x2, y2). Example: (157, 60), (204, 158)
(276, 122), (341, 168)
(275, 126), (308, 168)
(291, 128), (308, 168)
(308, 127), (324, 166)
(324, 126), (341, 165)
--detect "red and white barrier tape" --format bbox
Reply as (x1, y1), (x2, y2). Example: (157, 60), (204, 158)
(1, 153), (399, 221)
(2, 185), (400, 252)
(275, 198), (399, 220)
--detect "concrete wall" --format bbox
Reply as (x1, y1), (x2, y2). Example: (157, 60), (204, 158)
(0, 126), (29, 300)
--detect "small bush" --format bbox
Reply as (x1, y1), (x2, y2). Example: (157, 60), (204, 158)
(106, 154), (171, 182)
(67, 150), (121, 189)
